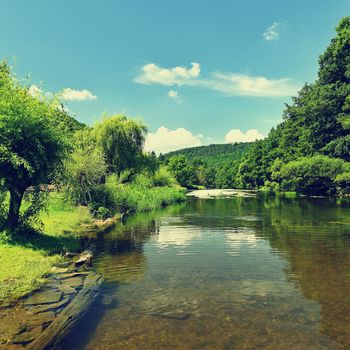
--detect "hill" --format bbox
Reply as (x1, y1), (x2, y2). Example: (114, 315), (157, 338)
(163, 143), (253, 189)
(163, 142), (252, 166)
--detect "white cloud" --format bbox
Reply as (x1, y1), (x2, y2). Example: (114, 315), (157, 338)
(28, 84), (43, 97)
(144, 126), (202, 154)
(209, 72), (297, 97)
(225, 129), (264, 143)
(263, 21), (284, 41)
(134, 62), (200, 86)
(167, 89), (182, 103)
(155, 227), (202, 248)
(226, 229), (259, 252)
(61, 88), (97, 101)
(134, 62), (299, 97)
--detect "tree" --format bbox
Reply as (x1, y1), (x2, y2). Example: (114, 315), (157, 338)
(64, 147), (107, 205)
(237, 17), (350, 193)
(167, 155), (196, 188)
(277, 155), (348, 195)
(204, 167), (216, 188)
(94, 115), (147, 176)
(0, 63), (67, 230)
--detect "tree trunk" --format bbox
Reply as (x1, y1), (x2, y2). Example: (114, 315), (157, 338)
(8, 188), (25, 230)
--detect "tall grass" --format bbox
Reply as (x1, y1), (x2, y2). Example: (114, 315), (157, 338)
(101, 172), (186, 214)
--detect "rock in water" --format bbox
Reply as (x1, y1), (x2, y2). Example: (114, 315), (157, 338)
(74, 250), (93, 267)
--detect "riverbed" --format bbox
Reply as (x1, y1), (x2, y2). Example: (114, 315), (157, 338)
(62, 194), (350, 349)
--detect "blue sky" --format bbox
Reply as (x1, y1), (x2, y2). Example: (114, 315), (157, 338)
(1, 0), (349, 153)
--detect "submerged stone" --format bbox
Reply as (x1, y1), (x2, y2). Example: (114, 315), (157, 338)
(58, 272), (89, 280)
(99, 294), (114, 306)
(62, 276), (84, 288)
(151, 310), (191, 320)
(23, 291), (63, 306)
(50, 267), (69, 274)
(30, 297), (71, 314)
(12, 327), (42, 344)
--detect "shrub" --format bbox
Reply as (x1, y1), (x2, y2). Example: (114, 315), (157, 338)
(93, 207), (111, 220)
(277, 155), (348, 195)
(335, 172), (350, 195)
(153, 167), (177, 187)
(89, 185), (116, 216)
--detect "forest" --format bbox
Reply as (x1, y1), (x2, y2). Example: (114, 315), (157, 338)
(163, 17), (350, 196)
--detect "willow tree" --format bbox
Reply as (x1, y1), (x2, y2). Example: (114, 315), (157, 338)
(93, 115), (147, 176)
(0, 63), (67, 230)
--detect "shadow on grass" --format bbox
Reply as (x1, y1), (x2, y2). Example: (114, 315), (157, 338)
(0, 225), (81, 255)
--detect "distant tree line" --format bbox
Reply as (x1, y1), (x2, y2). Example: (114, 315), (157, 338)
(162, 143), (251, 189)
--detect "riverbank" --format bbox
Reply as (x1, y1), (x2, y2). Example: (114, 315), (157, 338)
(187, 189), (258, 199)
(0, 193), (93, 304)
(0, 253), (103, 348)
(0, 185), (186, 304)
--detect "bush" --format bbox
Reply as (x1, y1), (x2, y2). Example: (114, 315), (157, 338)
(277, 155), (348, 195)
(335, 172), (350, 195)
(93, 207), (111, 220)
(89, 185), (116, 216)
(153, 167), (177, 187)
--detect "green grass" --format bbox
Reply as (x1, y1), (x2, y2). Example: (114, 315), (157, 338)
(40, 192), (92, 245)
(0, 182), (183, 303)
(0, 192), (93, 304)
(0, 244), (61, 302)
(106, 175), (186, 214)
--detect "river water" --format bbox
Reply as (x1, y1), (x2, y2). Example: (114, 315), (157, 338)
(63, 194), (350, 349)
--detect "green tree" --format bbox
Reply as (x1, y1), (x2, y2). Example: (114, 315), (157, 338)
(237, 17), (350, 193)
(167, 155), (196, 188)
(278, 155), (348, 195)
(204, 167), (216, 188)
(0, 63), (67, 229)
(94, 115), (147, 176)
(64, 147), (107, 205)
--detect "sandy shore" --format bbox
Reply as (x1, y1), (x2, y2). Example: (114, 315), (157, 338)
(186, 189), (257, 199)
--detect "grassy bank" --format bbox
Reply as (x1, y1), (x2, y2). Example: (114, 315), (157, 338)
(111, 183), (186, 213)
(0, 183), (185, 303)
(0, 193), (92, 303)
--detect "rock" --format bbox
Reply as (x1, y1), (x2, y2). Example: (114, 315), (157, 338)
(99, 294), (114, 306)
(74, 250), (93, 267)
(30, 298), (71, 314)
(151, 310), (191, 320)
(23, 291), (63, 306)
(31, 311), (56, 329)
(64, 252), (78, 258)
(27, 273), (103, 350)
(58, 284), (76, 296)
(57, 272), (89, 280)
(12, 327), (42, 344)
(50, 267), (69, 274)
(62, 277), (84, 289)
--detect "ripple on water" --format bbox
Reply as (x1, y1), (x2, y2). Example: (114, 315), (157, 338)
(62, 195), (350, 350)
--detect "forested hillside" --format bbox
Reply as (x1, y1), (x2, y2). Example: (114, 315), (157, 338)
(163, 143), (252, 189)
(164, 17), (350, 195)
(236, 17), (350, 195)
(164, 143), (251, 166)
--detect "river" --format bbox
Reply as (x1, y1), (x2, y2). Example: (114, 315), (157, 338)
(62, 193), (350, 349)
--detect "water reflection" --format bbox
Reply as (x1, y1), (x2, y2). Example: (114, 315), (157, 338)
(63, 195), (350, 349)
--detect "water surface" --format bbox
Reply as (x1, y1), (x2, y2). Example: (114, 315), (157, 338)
(63, 195), (350, 349)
